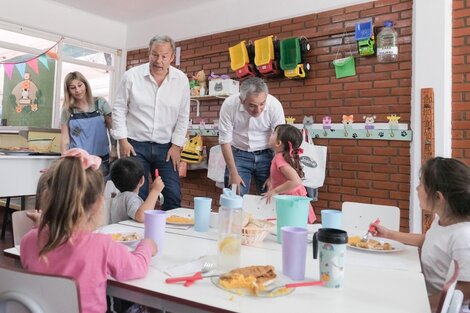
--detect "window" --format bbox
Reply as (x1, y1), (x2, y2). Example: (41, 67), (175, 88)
(0, 21), (119, 128)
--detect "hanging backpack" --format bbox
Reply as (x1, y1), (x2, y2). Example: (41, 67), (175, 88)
(180, 134), (204, 164)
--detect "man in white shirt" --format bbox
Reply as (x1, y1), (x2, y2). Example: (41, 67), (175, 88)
(112, 35), (190, 210)
(219, 77), (285, 195)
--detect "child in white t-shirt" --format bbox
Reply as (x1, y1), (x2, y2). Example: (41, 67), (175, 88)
(372, 157), (470, 311)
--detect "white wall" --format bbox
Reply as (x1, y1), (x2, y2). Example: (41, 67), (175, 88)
(126, 0), (374, 49)
(410, 0), (452, 232)
(0, 0), (127, 49)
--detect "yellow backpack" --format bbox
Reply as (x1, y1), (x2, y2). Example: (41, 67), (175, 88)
(181, 134), (204, 164)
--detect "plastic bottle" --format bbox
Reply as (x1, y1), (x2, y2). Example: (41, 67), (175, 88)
(217, 187), (243, 271)
(377, 21), (398, 63)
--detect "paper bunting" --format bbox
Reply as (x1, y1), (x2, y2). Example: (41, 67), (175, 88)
(27, 58), (39, 74)
(38, 54), (49, 70)
(1, 37), (62, 80)
(15, 63), (26, 78)
(46, 50), (58, 60)
(4, 63), (14, 80)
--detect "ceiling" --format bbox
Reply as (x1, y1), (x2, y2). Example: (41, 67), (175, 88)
(44, 0), (214, 24)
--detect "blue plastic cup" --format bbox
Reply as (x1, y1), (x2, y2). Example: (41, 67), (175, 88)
(321, 209), (342, 229)
(194, 197), (212, 232)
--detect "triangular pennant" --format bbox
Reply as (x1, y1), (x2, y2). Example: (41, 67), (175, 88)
(4, 63), (14, 80)
(46, 50), (58, 60)
(27, 58), (39, 74)
(15, 63), (26, 78)
(38, 54), (49, 69)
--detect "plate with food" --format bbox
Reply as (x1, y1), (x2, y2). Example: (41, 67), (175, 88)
(166, 214), (195, 226)
(0, 148), (33, 155)
(347, 235), (405, 253)
(211, 265), (294, 297)
(110, 232), (143, 246)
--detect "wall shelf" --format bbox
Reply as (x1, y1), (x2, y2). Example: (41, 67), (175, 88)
(190, 95), (228, 117)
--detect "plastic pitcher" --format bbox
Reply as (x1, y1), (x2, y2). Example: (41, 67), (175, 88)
(274, 195), (311, 243)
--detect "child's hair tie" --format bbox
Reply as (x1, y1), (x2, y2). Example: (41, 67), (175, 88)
(61, 148), (102, 170)
(288, 141), (304, 156)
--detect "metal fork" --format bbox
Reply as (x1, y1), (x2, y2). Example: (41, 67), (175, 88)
(361, 218), (381, 242)
(263, 281), (324, 294)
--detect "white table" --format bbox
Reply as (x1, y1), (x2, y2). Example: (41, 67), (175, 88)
(104, 223), (430, 313)
(119, 208), (422, 273)
(4, 210), (429, 313)
(0, 155), (58, 198)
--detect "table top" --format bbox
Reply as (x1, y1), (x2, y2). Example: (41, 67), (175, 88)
(119, 208), (422, 273)
(4, 208), (430, 313)
(105, 223), (430, 313)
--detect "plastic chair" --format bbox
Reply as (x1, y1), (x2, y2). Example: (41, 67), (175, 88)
(12, 211), (34, 247)
(341, 201), (400, 234)
(436, 260), (464, 313)
(242, 195), (276, 220)
(279, 37), (310, 79)
(102, 180), (119, 226)
(254, 35), (281, 77)
(0, 266), (80, 313)
(229, 41), (257, 79)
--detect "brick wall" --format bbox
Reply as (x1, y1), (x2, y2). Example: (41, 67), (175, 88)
(452, 0), (470, 162)
(126, 0), (413, 231)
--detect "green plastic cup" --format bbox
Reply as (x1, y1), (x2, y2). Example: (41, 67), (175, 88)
(275, 195), (311, 243)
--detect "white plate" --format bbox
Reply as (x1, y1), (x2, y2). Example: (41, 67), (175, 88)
(347, 237), (405, 253)
(109, 231), (142, 246)
(166, 214), (195, 226)
(211, 275), (294, 297)
(269, 223), (321, 237)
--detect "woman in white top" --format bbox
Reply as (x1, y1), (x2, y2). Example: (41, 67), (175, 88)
(372, 157), (470, 311)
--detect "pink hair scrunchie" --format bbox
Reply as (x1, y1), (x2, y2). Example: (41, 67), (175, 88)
(61, 148), (102, 170)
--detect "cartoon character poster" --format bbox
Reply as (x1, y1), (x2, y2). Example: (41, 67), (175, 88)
(2, 58), (55, 127)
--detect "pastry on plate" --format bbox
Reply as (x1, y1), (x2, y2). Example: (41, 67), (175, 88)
(219, 265), (276, 295)
(166, 215), (194, 224)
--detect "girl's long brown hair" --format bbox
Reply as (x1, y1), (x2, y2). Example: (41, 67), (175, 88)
(275, 124), (304, 179)
(38, 157), (103, 256)
(420, 157), (470, 220)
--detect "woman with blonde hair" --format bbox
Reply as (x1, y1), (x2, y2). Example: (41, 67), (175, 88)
(60, 71), (116, 177)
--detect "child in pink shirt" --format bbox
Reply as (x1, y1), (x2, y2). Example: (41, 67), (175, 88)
(20, 148), (157, 313)
(263, 124), (316, 223)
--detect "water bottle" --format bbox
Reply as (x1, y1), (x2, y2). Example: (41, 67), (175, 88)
(377, 21), (398, 63)
(217, 188), (243, 271)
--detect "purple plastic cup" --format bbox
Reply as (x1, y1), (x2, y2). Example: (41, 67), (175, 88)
(144, 210), (167, 254)
(281, 226), (308, 281)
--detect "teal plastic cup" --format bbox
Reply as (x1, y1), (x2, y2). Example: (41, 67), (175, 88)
(275, 195), (311, 243)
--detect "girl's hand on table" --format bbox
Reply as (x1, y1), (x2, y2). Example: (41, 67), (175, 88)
(141, 238), (158, 256)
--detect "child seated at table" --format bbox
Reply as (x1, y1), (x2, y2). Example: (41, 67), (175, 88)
(109, 157), (165, 223)
(20, 148), (157, 313)
(371, 157), (470, 311)
(263, 124), (316, 223)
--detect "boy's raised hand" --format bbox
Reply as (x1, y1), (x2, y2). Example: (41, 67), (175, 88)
(150, 176), (165, 194)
